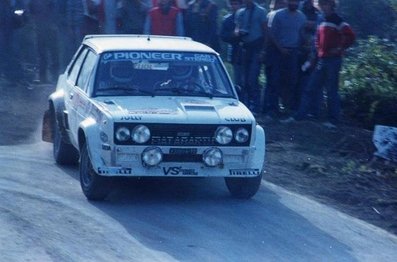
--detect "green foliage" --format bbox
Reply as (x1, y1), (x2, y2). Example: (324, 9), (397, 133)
(339, 0), (397, 39)
(340, 36), (397, 128)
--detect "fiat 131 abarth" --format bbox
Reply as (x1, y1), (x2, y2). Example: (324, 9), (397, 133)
(42, 35), (265, 200)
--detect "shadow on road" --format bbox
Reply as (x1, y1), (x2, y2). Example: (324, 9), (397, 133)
(58, 164), (356, 261)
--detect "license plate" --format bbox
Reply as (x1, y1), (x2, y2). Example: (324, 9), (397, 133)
(169, 148), (197, 155)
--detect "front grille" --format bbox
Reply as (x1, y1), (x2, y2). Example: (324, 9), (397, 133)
(114, 123), (251, 146)
(163, 154), (202, 162)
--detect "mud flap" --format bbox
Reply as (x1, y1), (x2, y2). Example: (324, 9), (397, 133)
(42, 110), (53, 143)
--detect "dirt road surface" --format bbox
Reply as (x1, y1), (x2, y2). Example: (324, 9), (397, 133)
(1, 81), (397, 261)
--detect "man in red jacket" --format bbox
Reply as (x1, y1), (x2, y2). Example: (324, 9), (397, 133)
(144, 0), (184, 36)
(282, 0), (355, 128)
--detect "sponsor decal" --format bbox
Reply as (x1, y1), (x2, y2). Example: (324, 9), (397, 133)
(169, 148), (197, 155)
(102, 144), (111, 151)
(185, 54), (216, 63)
(120, 115), (142, 121)
(182, 100), (210, 105)
(163, 167), (198, 176)
(102, 52), (216, 63)
(152, 136), (215, 146)
(103, 53), (113, 60)
(133, 62), (169, 71)
(89, 106), (103, 122)
(229, 169), (260, 176)
(104, 52), (183, 61)
(127, 109), (177, 115)
(72, 94), (87, 109)
(98, 167), (132, 175)
(225, 117), (247, 122)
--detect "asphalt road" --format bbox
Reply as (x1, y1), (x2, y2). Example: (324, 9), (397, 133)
(1, 82), (397, 261)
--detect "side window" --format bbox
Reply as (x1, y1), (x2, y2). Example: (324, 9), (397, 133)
(68, 48), (88, 85)
(76, 50), (97, 91)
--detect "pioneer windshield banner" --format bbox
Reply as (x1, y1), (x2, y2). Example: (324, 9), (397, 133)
(101, 52), (216, 63)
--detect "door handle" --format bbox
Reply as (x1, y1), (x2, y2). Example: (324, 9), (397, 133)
(69, 93), (74, 99)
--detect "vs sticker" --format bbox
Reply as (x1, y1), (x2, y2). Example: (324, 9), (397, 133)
(163, 167), (198, 176)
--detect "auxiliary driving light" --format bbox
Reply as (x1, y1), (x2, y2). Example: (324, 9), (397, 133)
(215, 126), (233, 145)
(142, 147), (163, 166)
(202, 147), (223, 167)
(132, 125), (151, 144)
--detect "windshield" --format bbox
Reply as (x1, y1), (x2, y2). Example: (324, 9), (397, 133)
(94, 51), (235, 98)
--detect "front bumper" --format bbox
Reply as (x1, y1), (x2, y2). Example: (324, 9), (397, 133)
(95, 145), (263, 178)
(87, 124), (266, 178)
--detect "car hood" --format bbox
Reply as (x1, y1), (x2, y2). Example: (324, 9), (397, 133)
(94, 96), (254, 124)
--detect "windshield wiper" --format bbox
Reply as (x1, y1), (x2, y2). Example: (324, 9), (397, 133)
(100, 85), (154, 96)
(193, 89), (214, 99)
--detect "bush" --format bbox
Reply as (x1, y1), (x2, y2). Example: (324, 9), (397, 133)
(340, 36), (397, 129)
(339, 0), (397, 39)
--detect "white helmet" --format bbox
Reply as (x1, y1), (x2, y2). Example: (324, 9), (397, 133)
(170, 64), (194, 81)
(110, 61), (134, 83)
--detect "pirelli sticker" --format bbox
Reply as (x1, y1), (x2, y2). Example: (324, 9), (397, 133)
(229, 169), (260, 176)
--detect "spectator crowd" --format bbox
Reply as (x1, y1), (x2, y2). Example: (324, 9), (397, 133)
(0, 0), (355, 128)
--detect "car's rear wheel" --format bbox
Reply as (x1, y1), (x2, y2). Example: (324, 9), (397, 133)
(80, 142), (112, 201)
(52, 111), (79, 165)
(225, 172), (263, 199)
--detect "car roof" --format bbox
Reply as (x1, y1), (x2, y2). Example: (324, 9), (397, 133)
(83, 35), (218, 55)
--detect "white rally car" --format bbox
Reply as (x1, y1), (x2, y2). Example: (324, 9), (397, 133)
(42, 35), (265, 200)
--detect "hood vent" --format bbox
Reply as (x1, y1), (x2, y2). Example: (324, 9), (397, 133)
(184, 105), (215, 111)
(103, 100), (115, 105)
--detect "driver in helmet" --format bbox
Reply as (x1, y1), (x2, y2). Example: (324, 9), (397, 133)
(97, 60), (135, 92)
(110, 60), (134, 84)
(169, 64), (198, 90)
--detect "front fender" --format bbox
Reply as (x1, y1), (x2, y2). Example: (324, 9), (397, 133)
(251, 124), (266, 171)
(78, 117), (103, 172)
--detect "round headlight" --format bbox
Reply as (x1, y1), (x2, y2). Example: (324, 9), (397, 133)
(215, 126), (233, 145)
(202, 147), (223, 167)
(132, 125), (151, 144)
(142, 147), (163, 166)
(115, 127), (130, 142)
(235, 128), (249, 143)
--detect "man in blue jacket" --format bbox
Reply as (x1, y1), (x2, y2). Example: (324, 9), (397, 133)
(220, 0), (243, 89)
(234, 0), (267, 114)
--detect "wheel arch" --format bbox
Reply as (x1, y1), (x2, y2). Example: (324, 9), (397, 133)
(50, 90), (70, 140)
(42, 91), (66, 143)
(78, 127), (87, 152)
(77, 118), (102, 172)
(252, 124), (266, 171)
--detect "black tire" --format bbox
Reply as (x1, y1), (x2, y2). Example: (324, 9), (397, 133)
(225, 172), (263, 199)
(52, 112), (79, 165)
(80, 143), (112, 201)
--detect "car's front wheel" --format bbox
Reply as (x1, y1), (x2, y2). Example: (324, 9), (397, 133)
(80, 142), (112, 201)
(225, 172), (263, 199)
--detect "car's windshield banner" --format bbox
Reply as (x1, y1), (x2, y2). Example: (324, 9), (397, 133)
(102, 52), (216, 63)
